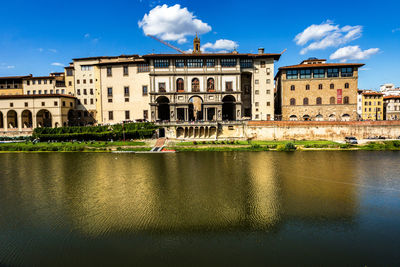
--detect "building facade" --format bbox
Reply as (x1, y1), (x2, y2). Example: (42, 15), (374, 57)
(0, 94), (76, 135)
(275, 58), (363, 121)
(0, 75), (31, 95)
(384, 95), (400, 120)
(144, 40), (279, 123)
(380, 83), (400, 96)
(360, 91), (383, 120)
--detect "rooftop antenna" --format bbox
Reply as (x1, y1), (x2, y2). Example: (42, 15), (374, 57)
(147, 34), (186, 54)
(281, 48), (287, 55)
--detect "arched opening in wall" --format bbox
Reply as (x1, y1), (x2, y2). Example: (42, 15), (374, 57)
(330, 97), (336, 104)
(7, 110), (18, 128)
(222, 95), (236, 121)
(289, 115), (298, 121)
(36, 109), (52, 128)
(290, 98), (296, 106)
(21, 110), (33, 128)
(68, 109), (79, 126)
(176, 127), (184, 138)
(176, 78), (184, 92)
(0, 111), (3, 128)
(329, 114), (336, 121)
(343, 96), (349, 104)
(241, 72), (252, 118)
(341, 114), (350, 121)
(156, 96), (170, 121)
(188, 96), (203, 121)
(315, 114), (323, 121)
(316, 97), (322, 105)
(207, 78), (215, 92)
(303, 115), (310, 121)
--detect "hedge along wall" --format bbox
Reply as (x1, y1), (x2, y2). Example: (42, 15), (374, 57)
(33, 123), (158, 141)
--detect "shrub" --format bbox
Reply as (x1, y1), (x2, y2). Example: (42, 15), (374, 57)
(277, 142), (297, 152)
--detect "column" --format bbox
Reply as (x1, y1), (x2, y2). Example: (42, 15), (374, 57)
(3, 113), (7, 131)
(184, 108), (188, 122)
(17, 111), (22, 132)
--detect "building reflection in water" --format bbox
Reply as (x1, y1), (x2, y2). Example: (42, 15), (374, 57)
(0, 152), (358, 238)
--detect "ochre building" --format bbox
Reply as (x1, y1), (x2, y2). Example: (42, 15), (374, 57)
(275, 58), (363, 121)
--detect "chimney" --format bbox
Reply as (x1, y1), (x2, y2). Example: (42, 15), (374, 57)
(258, 48), (264, 54)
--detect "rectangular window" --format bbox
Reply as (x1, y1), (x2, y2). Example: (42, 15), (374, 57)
(187, 59), (203, 68)
(77, 79), (80, 84)
(83, 79), (86, 84)
(123, 66), (129, 76)
(25, 102), (28, 107)
(90, 79), (93, 84)
(108, 98), (113, 103)
(83, 89), (87, 95)
(341, 67), (353, 77)
(109, 111), (114, 120)
(255, 80), (259, 84)
(38, 90), (42, 94)
(107, 67), (112, 77)
(143, 110), (148, 119)
(286, 70), (298, 79)
(175, 59), (185, 68)
(327, 68), (339, 78)
(41, 102), (45, 106)
(66, 69), (73, 76)
(267, 79), (271, 84)
(107, 87), (113, 97)
(267, 102), (271, 106)
(50, 80), (52, 84)
(225, 81), (233, 91)
(27, 91), (30, 95)
(255, 102), (259, 107)
(142, 85), (148, 96)
(90, 99), (94, 105)
(255, 90), (259, 95)
(260, 61), (266, 68)
(27, 81), (30, 85)
(154, 59), (169, 68)
(90, 89), (93, 95)
(206, 59), (215, 67)
(77, 89), (81, 95)
(44, 80), (47, 84)
(124, 86), (130, 97)
(32, 80), (36, 85)
(81, 65), (93, 71)
(266, 89), (271, 94)
(159, 83), (166, 92)
(300, 69), (311, 79)
(125, 98), (129, 102)
(38, 80), (41, 85)
(138, 63), (149, 72)
(44, 90), (48, 94)
(221, 58), (236, 67)
(84, 99), (87, 105)
(240, 59), (253, 68)
(125, 110), (130, 120)
(54, 101), (58, 106)
(313, 69), (325, 78)
(68, 81), (72, 86)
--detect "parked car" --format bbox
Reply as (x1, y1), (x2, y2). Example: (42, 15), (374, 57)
(345, 136), (358, 144)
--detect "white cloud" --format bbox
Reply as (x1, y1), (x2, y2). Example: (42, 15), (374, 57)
(329, 46), (380, 62)
(51, 62), (64, 67)
(48, 48), (57, 53)
(138, 4), (212, 44)
(84, 33), (90, 38)
(295, 21), (362, 55)
(7, 65), (15, 69)
(202, 39), (238, 52)
(38, 48), (44, 52)
(392, 28), (400, 33)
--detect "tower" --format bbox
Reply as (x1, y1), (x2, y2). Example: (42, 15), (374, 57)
(193, 34), (201, 54)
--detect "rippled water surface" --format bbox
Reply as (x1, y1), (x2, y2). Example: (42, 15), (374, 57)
(0, 152), (400, 266)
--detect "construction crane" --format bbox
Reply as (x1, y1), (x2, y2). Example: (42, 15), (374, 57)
(147, 35), (186, 54)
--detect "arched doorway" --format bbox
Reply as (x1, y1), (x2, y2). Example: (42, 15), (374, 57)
(37, 109), (52, 127)
(303, 115), (310, 121)
(315, 114), (323, 121)
(156, 96), (170, 121)
(329, 114), (336, 121)
(341, 114), (350, 121)
(176, 127), (184, 138)
(289, 115), (298, 121)
(7, 110), (18, 128)
(21, 110), (33, 128)
(0, 111), (3, 128)
(222, 95), (236, 121)
(188, 96), (203, 121)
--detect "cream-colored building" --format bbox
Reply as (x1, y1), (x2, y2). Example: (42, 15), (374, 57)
(384, 95), (400, 120)
(275, 58), (363, 121)
(23, 73), (68, 96)
(97, 56), (150, 124)
(0, 94), (76, 135)
(144, 38), (280, 123)
(0, 75), (30, 95)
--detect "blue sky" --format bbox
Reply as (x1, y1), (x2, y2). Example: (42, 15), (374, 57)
(1, 0), (399, 89)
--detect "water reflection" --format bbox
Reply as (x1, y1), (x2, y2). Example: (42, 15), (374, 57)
(1, 152), (399, 266)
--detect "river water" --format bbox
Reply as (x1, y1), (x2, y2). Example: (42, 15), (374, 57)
(0, 152), (399, 266)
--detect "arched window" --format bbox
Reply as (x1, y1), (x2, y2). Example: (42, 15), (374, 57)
(330, 83), (334, 89)
(306, 84), (310, 90)
(290, 98), (296, 106)
(345, 83), (349, 89)
(316, 97), (322, 105)
(318, 84), (323, 90)
(176, 78), (184, 92)
(207, 78), (215, 92)
(192, 78), (200, 92)
(289, 115), (297, 121)
(344, 96), (349, 104)
(290, 85), (295, 91)
(330, 97), (335, 104)
(303, 98), (309, 105)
